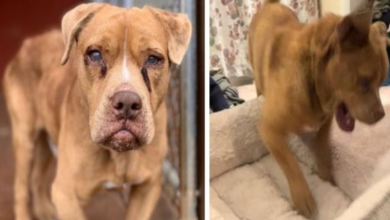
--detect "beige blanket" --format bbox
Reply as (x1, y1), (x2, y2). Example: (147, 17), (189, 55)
(210, 87), (390, 220)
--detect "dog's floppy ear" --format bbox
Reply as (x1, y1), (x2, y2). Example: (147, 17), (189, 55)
(61, 3), (105, 65)
(145, 7), (192, 65)
(337, 10), (372, 48)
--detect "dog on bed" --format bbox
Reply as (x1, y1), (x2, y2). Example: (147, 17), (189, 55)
(248, 0), (388, 217)
(3, 3), (191, 220)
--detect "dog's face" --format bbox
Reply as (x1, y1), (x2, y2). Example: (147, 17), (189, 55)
(61, 3), (191, 152)
(318, 12), (388, 132)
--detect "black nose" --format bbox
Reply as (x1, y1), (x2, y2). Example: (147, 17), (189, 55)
(372, 107), (385, 122)
(111, 91), (142, 119)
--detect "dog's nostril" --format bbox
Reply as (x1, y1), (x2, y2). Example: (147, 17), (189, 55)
(372, 108), (385, 121)
(111, 91), (142, 119)
(115, 102), (124, 110)
(376, 110), (385, 119)
(131, 103), (141, 111)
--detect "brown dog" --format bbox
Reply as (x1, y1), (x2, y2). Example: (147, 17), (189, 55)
(3, 3), (191, 220)
(248, 0), (388, 218)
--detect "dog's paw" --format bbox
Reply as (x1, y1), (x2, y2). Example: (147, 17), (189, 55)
(291, 186), (317, 219)
(318, 166), (336, 185)
(33, 199), (57, 220)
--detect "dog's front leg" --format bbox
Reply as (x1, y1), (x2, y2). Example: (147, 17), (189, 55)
(51, 159), (88, 220)
(259, 122), (316, 218)
(52, 177), (87, 220)
(311, 119), (335, 184)
(125, 174), (162, 220)
(12, 131), (35, 220)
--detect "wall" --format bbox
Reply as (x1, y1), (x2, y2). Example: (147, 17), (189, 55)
(320, 0), (366, 15)
(0, 0), (82, 80)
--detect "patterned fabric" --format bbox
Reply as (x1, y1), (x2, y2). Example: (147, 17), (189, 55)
(211, 70), (245, 107)
(372, 0), (390, 86)
(209, 0), (319, 78)
(373, 0), (390, 20)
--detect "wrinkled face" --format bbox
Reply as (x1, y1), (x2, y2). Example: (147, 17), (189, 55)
(61, 4), (191, 152)
(326, 20), (388, 132)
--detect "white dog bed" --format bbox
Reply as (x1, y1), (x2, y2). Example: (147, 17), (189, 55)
(210, 87), (390, 220)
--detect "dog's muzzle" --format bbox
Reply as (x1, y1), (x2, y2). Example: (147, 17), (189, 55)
(92, 90), (153, 152)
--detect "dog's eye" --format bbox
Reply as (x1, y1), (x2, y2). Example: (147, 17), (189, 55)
(359, 78), (370, 93)
(146, 55), (161, 65)
(87, 50), (103, 63)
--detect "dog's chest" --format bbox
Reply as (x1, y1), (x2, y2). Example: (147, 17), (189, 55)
(300, 116), (328, 134)
(101, 178), (144, 190)
(100, 172), (148, 191)
(101, 152), (153, 190)
(302, 125), (320, 133)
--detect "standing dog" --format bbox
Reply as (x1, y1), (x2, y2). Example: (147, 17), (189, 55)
(248, 0), (388, 217)
(3, 3), (191, 220)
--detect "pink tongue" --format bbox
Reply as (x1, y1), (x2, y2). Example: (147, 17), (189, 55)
(336, 103), (355, 132)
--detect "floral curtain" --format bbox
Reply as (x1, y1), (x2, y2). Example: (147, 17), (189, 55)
(210, 0), (319, 78)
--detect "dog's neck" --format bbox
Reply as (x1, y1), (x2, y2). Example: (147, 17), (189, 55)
(301, 14), (342, 117)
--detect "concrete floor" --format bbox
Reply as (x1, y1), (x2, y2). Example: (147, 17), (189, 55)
(0, 95), (177, 220)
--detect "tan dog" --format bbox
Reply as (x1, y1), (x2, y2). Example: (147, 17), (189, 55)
(3, 3), (191, 220)
(248, 0), (388, 218)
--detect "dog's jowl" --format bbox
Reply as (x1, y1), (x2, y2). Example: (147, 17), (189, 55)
(3, 3), (191, 220)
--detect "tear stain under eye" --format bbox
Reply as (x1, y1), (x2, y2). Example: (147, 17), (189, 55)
(100, 62), (107, 77)
(141, 68), (152, 92)
(83, 54), (107, 78)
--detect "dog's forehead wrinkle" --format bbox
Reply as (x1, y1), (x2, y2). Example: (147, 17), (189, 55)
(137, 38), (166, 55)
(81, 31), (119, 52)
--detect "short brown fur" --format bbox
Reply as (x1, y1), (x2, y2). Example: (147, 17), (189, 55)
(3, 3), (191, 220)
(248, 1), (388, 218)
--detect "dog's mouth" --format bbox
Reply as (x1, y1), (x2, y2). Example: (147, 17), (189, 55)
(103, 129), (142, 152)
(100, 120), (147, 152)
(113, 129), (140, 147)
(335, 102), (355, 132)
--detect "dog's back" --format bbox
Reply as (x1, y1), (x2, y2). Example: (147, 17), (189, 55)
(4, 30), (65, 88)
(3, 29), (73, 143)
(248, 0), (302, 96)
